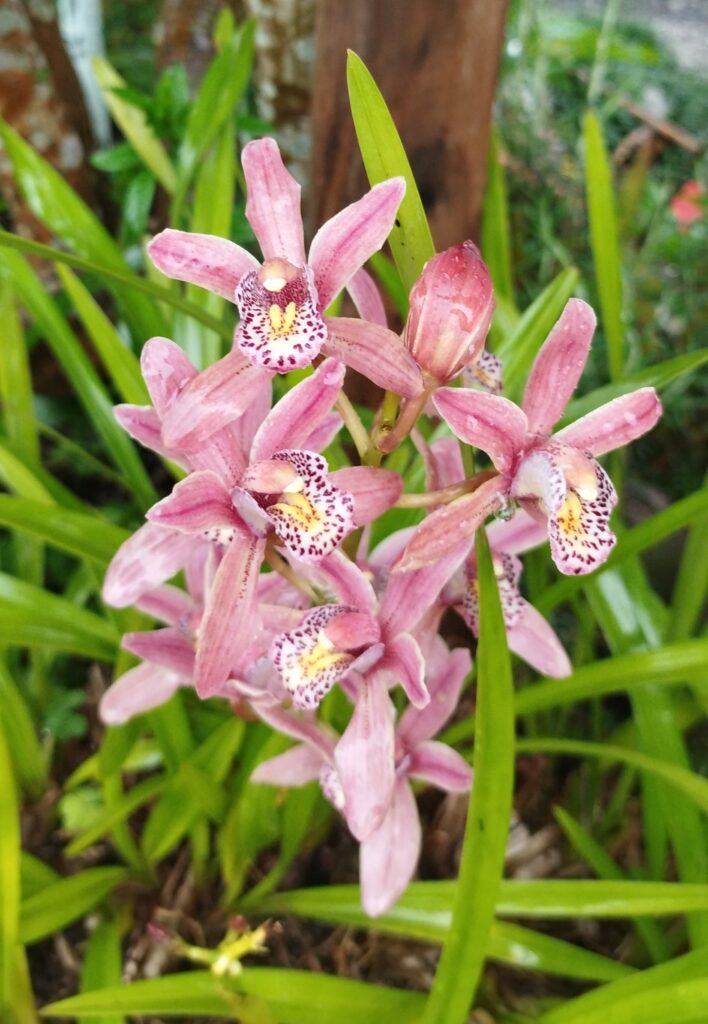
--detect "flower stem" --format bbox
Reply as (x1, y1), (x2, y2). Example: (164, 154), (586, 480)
(395, 469), (497, 508)
(265, 546), (319, 601)
(335, 392), (370, 461)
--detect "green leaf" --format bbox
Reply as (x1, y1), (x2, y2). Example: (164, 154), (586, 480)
(347, 51), (435, 291)
(19, 867), (129, 945)
(0, 496), (128, 564)
(0, 119), (165, 342)
(0, 573), (118, 660)
(0, 281), (38, 463)
(583, 110), (623, 381)
(0, 660), (46, 798)
(482, 127), (515, 307)
(2, 251), (156, 508)
(65, 775), (167, 857)
(80, 919), (125, 1024)
(542, 976), (708, 1024)
(40, 968), (426, 1022)
(668, 474), (708, 643)
(20, 853), (59, 900)
(0, 718), (21, 1018)
(424, 530), (515, 1024)
(495, 266), (580, 398)
(92, 57), (177, 193)
(122, 170), (157, 242)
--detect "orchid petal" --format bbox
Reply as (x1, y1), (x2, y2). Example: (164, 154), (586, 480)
(148, 230), (258, 300)
(251, 358), (345, 462)
(508, 602), (572, 678)
(140, 336), (197, 417)
(251, 744), (324, 786)
(114, 404), (180, 463)
(346, 267), (387, 326)
(103, 523), (193, 607)
(368, 527), (416, 571)
(100, 663), (184, 725)
(305, 549), (378, 613)
(360, 778), (421, 917)
(242, 138), (306, 265)
(555, 387), (662, 457)
(309, 178), (406, 310)
(463, 349), (503, 395)
(393, 477), (506, 573)
(272, 605), (358, 710)
(147, 471), (236, 536)
(330, 467), (403, 526)
(324, 611), (381, 651)
(324, 317), (424, 398)
(486, 508), (548, 556)
(522, 299), (596, 434)
(256, 704), (337, 760)
(161, 350), (273, 451)
(429, 436), (465, 490)
(135, 585), (194, 626)
(381, 633), (429, 708)
(335, 673), (396, 841)
(408, 740), (473, 792)
(434, 388), (528, 474)
(122, 627), (195, 677)
(301, 412), (342, 454)
(380, 539), (473, 638)
(195, 533), (265, 697)
(547, 459), (617, 575)
(398, 646), (471, 747)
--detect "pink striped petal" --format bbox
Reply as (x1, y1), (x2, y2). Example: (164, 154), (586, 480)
(302, 412), (342, 454)
(242, 138), (306, 265)
(429, 436), (465, 490)
(256, 704), (336, 761)
(140, 336), (197, 417)
(323, 317), (424, 398)
(360, 778), (421, 917)
(408, 740), (472, 792)
(147, 230), (258, 300)
(486, 508), (548, 556)
(555, 387), (662, 457)
(324, 610), (381, 650)
(368, 527), (416, 571)
(433, 389), (528, 475)
(102, 523), (193, 607)
(114, 404), (178, 463)
(309, 178), (406, 310)
(251, 358), (345, 462)
(335, 673), (396, 841)
(330, 467), (403, 526)
(305, 549), (378, 613)
(188, 428), (247, 485)
(122, 627), (195, 677)
(393, 477), (506, 573)
(195, 533), (265, 697)
(346, 268), (387, 326)
(398, 646), (471, 747)
(161, 350), (273, 450)
(381, 633), (428, 708)
(508, 602), (571, 678)
(522, 299), (596, 435)
(100, 662), (184, 725)
(147, 471), (236, 535)
(135, 585), (194, 626)
(380, 539), (473, 638)
(251, 744), (324, 786)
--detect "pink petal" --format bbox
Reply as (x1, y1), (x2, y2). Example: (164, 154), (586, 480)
(429, 436), (465, 490)
(433, 389), (528, 475)
(398, 645), (471, 747)
(147, 230), (258, 300)
(380, 539), (473, 638)
(555, 387), (662, 457)
(102, 523), (193, 607)
(161, 350), (273, 451)
(256, 704), (337, 761)
(140, 336), (197, 417)
(393, 477), (506, 573)
(99, 662), (184, 725)
(188, 428), (247, 485)
(305, 549), (378, 613)
(522, 299), (596, 435)
(194, 534), (265, 697)
(122, 627), (195, 677)
(251, 744), (324, 786)
(135, 584), (194, 626)
(147, 471), (236, 534)
(360, 778), (421, 917)
(324, 611), (381, 650)
(272, 605), (360, 710)
(335, 673), (396, 841)
(486, 508), (548, 556)
(330, 467), (403, 526)
(324, 317), (424, 398)
(346, 268), (387, 326)
(251, 358), (345, 462)
(241, 138), (306, 265)
(380, 633), (428, 708)
(309, 178), (406, 310)
(368, 527), (416, 571)
(408, 740), (473, 792)
(546, 459), (618, 576)
(114, 404), (179, 463)
(301, 412), (342, 454)
(508, 601), (572, 678)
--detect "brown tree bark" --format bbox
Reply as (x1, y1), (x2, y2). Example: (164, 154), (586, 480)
(310, 0), (509, 249)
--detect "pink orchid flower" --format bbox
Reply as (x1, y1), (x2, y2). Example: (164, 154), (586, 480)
(253, 637), (472, 916)
(147, 138), (423, 450)
(399, 299), (662, 575)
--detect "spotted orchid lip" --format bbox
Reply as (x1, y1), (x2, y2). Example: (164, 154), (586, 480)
(272, 605), (359, 710)
(463, 551), (524, 636)
(235, 262), (328, 372)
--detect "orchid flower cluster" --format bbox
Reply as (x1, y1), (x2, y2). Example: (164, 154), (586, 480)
(100, 138), (662, 916)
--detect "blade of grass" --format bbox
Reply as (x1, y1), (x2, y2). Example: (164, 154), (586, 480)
(482, 127), (516, 308)
(423, 529), (515, 1023)
(0, 660), (46, 798)
(0, 717), (23, 1020)
(19, 866), (129, 945)
(0, 497), (128, 564)
(80, 918), (125, 1024)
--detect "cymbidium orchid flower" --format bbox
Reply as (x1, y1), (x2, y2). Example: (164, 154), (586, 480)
(398, 299), (662, 576)
(147, 138), (423, 450)
(253, 637), (472, 916)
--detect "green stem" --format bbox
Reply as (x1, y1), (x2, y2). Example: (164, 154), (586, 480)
(395, 470), (497, 509)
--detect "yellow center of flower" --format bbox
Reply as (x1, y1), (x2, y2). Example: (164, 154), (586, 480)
(268, 301), (298, 336)
(298, 634), (351, 680)
(272, 491), (323, 532)
(556, 491), (585, 537)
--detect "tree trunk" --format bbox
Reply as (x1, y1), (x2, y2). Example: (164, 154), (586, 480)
(310, 0), (508, 249)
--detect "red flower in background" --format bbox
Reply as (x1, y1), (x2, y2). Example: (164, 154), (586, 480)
(671, 180), (705, 231)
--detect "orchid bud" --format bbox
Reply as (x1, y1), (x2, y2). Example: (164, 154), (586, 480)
(403, 241), (495, 384)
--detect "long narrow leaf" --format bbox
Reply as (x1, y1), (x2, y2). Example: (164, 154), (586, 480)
(0, 497), (128, 564)
(482, 127), (515, 307)
(19, 867), (129, 945)
(0, 720), (21, 1018)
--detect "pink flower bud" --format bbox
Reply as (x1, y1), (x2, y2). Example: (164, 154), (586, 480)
(403, 241), (495, 384)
